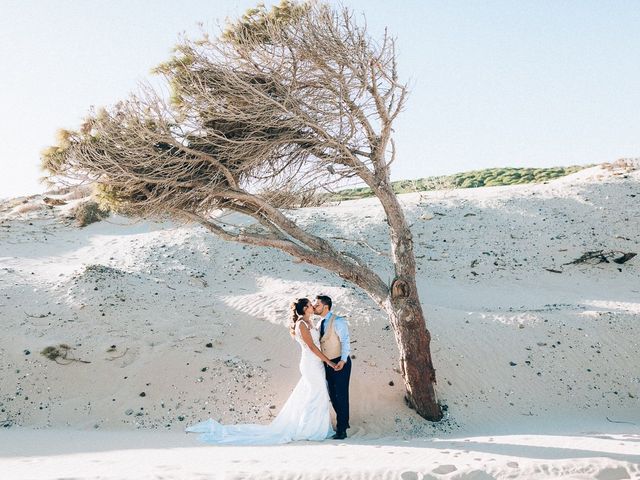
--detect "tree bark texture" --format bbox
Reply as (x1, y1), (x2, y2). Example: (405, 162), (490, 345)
(384, 282), (442, 421)
(371, 173), (443, 421)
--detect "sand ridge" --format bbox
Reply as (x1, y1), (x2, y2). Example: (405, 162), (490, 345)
(0, 163), (638, 478)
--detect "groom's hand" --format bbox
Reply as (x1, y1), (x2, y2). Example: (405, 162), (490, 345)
(334, 360), (345, 371)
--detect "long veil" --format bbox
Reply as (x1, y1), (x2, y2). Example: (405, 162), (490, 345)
(186, 322), (334, 445)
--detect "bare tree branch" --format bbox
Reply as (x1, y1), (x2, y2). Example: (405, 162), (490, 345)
(41, 0), (442, 421)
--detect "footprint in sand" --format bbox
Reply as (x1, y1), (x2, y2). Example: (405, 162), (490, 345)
(400, 472), (419, 480)
(507, 462), (519, 468)
(109, 344), (139, 367)
(432, 464), (457, 475)
(594, 467), (631, 480)
(456, 471), (496, 479)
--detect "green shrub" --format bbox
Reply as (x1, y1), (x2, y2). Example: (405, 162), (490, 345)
(329, 165), (591, 201)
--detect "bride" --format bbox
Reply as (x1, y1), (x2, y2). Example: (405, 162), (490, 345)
(186, 298), (337, 444)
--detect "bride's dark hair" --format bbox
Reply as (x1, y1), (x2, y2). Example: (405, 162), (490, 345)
(290, 298), (310, 337)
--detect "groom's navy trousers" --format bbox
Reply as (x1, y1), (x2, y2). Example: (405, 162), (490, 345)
(325, 356), (351, 433)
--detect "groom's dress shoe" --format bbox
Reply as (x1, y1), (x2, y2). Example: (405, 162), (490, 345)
(332, 431), (347, 440)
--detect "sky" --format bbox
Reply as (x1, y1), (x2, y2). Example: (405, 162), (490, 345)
(1, 0), (639, 199)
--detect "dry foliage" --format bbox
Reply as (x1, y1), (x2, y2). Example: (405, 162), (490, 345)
(63, 185), (94, 201)
(40, 1), (442, 420)
(565, 250), (637, 265)
(41, 1), (406, 301)
(40, 344), (91, 364)
(11, 202), (44, 215)
(71, 200), (110, 227)
(602, 158), (639, 172)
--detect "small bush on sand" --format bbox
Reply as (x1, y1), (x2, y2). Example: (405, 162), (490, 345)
(41, 344), (70, 361)
(602, 158), (639, 172)
(71, 200), (110, 227)
(40, 344), (90, 364)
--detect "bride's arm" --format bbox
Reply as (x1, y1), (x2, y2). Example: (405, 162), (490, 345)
(298, 322), (336, 368)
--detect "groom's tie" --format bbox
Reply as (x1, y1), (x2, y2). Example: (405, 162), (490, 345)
(320, 318), (325, 338)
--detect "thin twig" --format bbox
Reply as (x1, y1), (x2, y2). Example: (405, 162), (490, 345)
(606, 416), (636, 425)
(106, 347), (129, 361)
(54, 358), (91, 365)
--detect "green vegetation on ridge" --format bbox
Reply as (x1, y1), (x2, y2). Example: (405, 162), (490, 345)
(332, 165), (590, 201)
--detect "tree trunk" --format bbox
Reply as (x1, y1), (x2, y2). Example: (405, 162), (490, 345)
(367, 168), (443, 421)
(383, 280), (442, 421)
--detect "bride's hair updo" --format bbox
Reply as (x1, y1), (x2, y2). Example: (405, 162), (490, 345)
(290, 298), (310, 337)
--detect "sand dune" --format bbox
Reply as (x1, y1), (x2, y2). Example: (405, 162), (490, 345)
(0, 163), (638, 479)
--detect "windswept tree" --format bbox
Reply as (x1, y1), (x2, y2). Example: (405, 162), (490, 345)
(42, 0), (443, 421)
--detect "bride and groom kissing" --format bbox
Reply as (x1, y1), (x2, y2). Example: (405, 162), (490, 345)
(187, 295), (352, 445)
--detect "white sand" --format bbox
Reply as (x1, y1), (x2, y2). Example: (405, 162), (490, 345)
(0, 163), (639, 479)
(1, 428), (639, 479)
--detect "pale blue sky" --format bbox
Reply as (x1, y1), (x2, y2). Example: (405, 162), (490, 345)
(1, 0), (639, 199)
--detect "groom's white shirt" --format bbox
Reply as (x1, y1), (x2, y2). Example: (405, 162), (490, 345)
(319, 311), (350, 362)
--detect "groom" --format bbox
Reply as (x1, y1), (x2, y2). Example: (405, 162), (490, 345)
(314, 295), (351, 440)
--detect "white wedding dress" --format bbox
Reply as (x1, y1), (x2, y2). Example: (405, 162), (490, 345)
(186, 320), (334, 444)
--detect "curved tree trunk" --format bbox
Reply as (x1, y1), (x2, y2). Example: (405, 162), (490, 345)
(44, 1), (444, 423)
(384, 281), (442, 421)
(370, 169), (443, 421)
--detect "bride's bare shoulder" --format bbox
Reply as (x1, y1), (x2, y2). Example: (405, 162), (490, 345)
(298, 319), (310, 330)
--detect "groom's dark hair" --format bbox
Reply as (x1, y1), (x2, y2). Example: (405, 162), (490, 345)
(316, 295), (332, 310)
